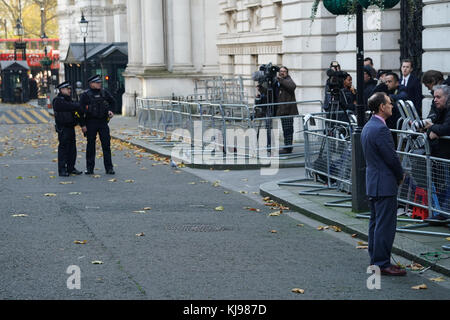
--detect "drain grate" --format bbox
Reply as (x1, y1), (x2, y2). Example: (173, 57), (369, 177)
(164, 224), (232, 233)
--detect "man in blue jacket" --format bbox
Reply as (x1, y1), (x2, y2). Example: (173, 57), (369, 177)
(361, 92), (406, 276)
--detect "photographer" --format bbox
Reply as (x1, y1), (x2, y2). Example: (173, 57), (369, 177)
(323, 62), (355, 123)
(276, 66), (298, 154)
(252, 63), (280, 154)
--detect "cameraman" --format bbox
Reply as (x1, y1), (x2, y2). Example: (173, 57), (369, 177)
(323, 61), (341, 110)
(323, 62), (355, 123)
(276, 66), (298, 154)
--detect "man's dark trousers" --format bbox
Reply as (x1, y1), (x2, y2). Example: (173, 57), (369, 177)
(281, 117), (294, 152)
(57, 126), (76, 173)
(368, 196), (398, 269)
(86, 119), (113, 171)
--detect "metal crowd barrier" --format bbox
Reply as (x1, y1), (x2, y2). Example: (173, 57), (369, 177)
(193, 76), (249, 104)
(396, 130), (450, 222)
(136, 97), (323, 163)
(302, 114), (356, 193)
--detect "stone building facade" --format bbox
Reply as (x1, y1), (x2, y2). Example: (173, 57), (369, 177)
(57, 0), (128, 81)
(56, 0), (450, 118)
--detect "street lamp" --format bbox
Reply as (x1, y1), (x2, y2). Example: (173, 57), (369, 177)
(41, 32), (49, 93)
(14, 18), (26, 60)
(79, 13), (89, 88)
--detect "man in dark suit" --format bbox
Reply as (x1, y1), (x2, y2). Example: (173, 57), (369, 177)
(400, 59), (423, 118)
(361, 92), (406, 276)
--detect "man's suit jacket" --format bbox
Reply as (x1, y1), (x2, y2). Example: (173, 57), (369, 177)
(400, 74), (423, 117)
(361, 116), (404, 197)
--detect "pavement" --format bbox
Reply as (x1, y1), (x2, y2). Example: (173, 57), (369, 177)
(27, 100), (450, 277)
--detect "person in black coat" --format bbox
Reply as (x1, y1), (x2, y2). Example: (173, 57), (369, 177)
(53, 81), (86, 176)
(79, 75), (116, 175)
(400, 59), (423, 118)
(363, 65), (377, 107)
(421, 70), (450, 123)
(423, 85), (450, 160)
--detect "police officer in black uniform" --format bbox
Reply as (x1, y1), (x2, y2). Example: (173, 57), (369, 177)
(79, 75), (116, 175)
(53, 81), (86, 176)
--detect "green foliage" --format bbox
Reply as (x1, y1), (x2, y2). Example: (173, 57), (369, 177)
(0, 0), (58, 38)
(310, 0), (417, 21)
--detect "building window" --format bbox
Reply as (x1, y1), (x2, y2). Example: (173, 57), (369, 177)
(248, 7), (261, 32)
(274, 2), (282, 30)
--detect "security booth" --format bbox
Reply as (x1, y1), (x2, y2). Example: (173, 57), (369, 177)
(63, 42), (128, 113)
(0, 60), (30, 104)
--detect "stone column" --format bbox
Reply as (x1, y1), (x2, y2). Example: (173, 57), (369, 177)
(141, 0), (166, 70)
(172, 0), (194, 71)
(126, 0), (142, 67)
(113, 0), (128, 43)
(123, 0), (143, 116)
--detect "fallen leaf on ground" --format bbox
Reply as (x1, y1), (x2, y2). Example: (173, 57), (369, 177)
(69, 192), (81, 195)
(143, 207), (152, 211)
(351, 234), (358, 238)
(356, 245), (368, 249)
(108, 178), (117, 182)
(93, 175), (101, 178)
(133, 210), (147, 214)
(411, 284), (427, 290)
(136, 232), (145, 237)
(125, 179), (135, 183)
(407, 263), (424, 271)
(91, 261), (104, 265)
(330, 226), (342, 232)
(12, 214), (28, 217)
(74, 240), (87, 245)
(357, 241), (368, 246)
(16, 176), (23, 180)
(244, 207), (261, 212)
(239, 191), (248, 194)
(297, 224), (304, 227)
(446, 237), (450, 241)
(215, 206), (224, 211)
(188, 182), (196, 185)
(269, 211), (282, 216)
(429, 276), (445, 282)
(270, 230), (277, 233)
(44, 193), (56, 197)
(224, 191), (230, 194)
(291, 288), (305, 294)
(263, 197), (271, 201)
(59, 181), (74, 185)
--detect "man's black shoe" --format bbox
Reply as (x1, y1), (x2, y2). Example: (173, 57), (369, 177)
(59, 170), (70, 177)
(84, 169), (94, 175)
(69, 169), (83, 175)
(106, 168), (115, 175)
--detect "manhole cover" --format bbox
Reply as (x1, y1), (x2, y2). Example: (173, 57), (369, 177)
(164, 224), (232, 232)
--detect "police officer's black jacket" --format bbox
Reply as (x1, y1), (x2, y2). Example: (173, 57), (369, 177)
(53, 93), (85, 127)
(79, 88), (116, 121)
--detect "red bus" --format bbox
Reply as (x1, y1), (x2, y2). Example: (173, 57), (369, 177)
(0, 38), (60, 70)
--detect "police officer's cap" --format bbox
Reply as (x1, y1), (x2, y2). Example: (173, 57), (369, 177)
(56, 81), (71, 90)
(88, 75), (102, 83)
